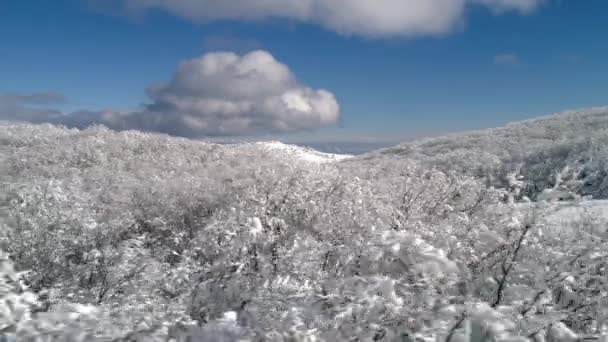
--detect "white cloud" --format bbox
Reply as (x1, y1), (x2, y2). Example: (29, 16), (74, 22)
(141, 50), (340, 136)
(123, 0), (545, 38)
(0, 92), (64, 123)
(494, 53), (521, 66)
(2, 51), (340, 137)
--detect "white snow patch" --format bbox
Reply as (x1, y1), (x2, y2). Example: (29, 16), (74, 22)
(517, 199), (608, 235)
(248, 217), (263, 237)
(548, 322), (578, 342)
(221, 311), (238, 323)
(254, 141), (352, 163)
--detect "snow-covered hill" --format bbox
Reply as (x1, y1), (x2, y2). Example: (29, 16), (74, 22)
(368, 108), (608, 200)
(2, 116), (608, 341)
(239, 140), (353, 163)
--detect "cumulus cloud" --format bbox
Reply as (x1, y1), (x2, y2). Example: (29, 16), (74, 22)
(122, 0), (545, 38)
(1, 51), (340, 137)
(137, 50), (340, 136)
(494, 53), (521, 66)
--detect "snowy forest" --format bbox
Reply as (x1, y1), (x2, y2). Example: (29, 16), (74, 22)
(1, 108), (608, 341)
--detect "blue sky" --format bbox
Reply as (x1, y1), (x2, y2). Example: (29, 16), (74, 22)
(1, 0), (607, 146)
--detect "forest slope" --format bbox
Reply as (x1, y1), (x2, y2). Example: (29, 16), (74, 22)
(1, 113), (607, 341)
(371, 108), (608, 200)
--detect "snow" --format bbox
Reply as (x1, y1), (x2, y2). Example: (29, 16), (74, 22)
(4, 117), (608, 341)
(548, 322), (578, 342)
(248, 217), (263, 237)
(253, 141), (352, 163)
(514, 199), (608, 233)
(539, 199), (608, 227)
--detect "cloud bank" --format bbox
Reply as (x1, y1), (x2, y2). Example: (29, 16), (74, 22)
(0, 92), (65, 123)
(0, 51), (340, 137)
(123, 0), (545, 38)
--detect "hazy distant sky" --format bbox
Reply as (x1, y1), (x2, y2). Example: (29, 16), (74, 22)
(1, 0), (607, 145)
